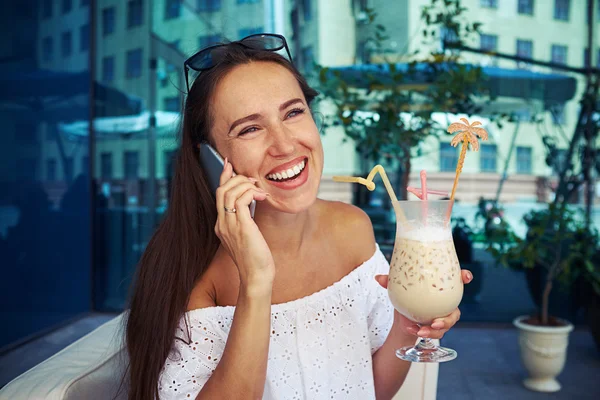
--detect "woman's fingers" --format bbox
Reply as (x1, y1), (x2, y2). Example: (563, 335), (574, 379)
(233, 187), (269, 222)
(374, 274), (388, 289)
(222, 181), (263, 212)
(461, 269), (473, 284)
(430, 308), (461, 330)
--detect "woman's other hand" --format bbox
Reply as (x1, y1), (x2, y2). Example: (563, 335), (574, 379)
(215, 158), (274, 295)
(375, 269), (473, 339)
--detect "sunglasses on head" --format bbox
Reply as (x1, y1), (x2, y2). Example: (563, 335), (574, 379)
(183, 33), (293, 93)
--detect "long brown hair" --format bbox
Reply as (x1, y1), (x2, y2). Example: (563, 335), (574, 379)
(124, 44), (319, 400)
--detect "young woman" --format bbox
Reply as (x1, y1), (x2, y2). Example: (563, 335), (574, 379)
(125, 34), (471, 400)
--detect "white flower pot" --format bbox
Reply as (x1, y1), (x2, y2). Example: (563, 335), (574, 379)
(513, 315), (574, 392)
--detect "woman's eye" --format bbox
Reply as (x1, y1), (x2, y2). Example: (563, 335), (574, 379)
(286, 108), (306, 119)
(239, 127), (258, 136)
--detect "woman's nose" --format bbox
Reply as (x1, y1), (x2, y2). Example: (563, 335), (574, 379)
(267, 123), (295, 156)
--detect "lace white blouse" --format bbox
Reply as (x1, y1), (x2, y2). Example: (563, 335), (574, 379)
(158, 244), (394, 399)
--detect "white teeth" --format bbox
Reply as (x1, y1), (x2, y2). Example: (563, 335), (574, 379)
(267, 159), (307, 181)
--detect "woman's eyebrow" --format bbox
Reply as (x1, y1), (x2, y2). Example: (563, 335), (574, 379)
(228, 98), (305, 134)
(279, 98), (304, 111)
(229, 113), (261, 134)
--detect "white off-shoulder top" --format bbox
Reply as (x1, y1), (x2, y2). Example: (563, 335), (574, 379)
(158, 244), (393, 399)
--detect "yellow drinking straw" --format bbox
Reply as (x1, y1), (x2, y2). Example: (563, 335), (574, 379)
(333, 165), (407, 223)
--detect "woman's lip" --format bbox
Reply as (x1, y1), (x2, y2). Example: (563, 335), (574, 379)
(265, 156), (307, 176)
(265, 161), (309, 190)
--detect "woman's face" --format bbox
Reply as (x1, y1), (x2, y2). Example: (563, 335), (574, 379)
(209, 61), (324, 214)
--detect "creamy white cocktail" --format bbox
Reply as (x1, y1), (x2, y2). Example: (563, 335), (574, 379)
(388, 200), (463, 362)
(388, 234), (463, 325)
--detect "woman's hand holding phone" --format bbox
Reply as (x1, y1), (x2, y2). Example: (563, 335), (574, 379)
(215, 158), (275, 296)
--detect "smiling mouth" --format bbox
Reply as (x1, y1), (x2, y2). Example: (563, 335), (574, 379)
(266, 158), (307, 182)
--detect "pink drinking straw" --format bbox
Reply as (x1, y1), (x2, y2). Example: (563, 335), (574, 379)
(406, 170), (449, 225)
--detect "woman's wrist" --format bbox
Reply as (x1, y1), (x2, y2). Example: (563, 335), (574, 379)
(239, 274), (274, 300)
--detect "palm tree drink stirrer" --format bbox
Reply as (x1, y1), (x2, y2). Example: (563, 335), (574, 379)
(446, 118), (489, 219)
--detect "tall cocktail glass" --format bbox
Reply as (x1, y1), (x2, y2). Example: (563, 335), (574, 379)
(388, 200), (463, 363)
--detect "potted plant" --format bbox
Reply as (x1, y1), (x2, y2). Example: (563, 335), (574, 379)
(490, 203), (597, 392)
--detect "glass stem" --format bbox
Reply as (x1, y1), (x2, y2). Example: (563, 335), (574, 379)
(419, 337), (435, 349)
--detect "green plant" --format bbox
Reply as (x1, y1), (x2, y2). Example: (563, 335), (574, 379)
(314, 0), (499, 199)
(475, 197), (519, 256)
(489, 203), (600, 325)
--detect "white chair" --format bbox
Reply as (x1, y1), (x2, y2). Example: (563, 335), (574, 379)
(0, 314), (438, 399)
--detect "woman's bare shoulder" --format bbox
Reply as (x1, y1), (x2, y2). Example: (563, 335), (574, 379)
(187, 247), (239, 311)
(317, 199), (377, 266)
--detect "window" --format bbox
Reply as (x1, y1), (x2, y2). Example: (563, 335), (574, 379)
(584, 48), (590, 67)
(64, 157), (74, 181)
(551, 44), (568, 69)
(238, 27), (263, 39)
(480, 0), (498, 8)
(165, 0), (181, 19)
(303, 0), (312, 21)
(42, 0), (53, 18)
(550, 104), (566, 125)
(62, 0), (72, 14)
(516, 39), (533, 68)
(128, 1), (143, 28)
(197, 0), (221, 12)
(102, 56), (115, 82)
(101, 153), (113, 179)
(47, 159), (57, 181)
(80, 24), (89, 52)
(516, 147), (532, 174)
(17, 159), (37, 181)
(42, 36), (53, 61)
(164, 97), (180, 112)
(302, 46), (314, 72)
(440, 142), (458, 172)
(480, 144), (497, 172)
(554, 0), (569, 21)
(15, 122), (37, 143)
(198, 34), (221, 49)
(126, 48), (143, 79)
(81, 156), (89, 175)
(61, 31), (72, 58)
(46, 124), (58, 141)
(102, 7), (115, 36)
(598, 48), (600, 67)
(237, 0), (259, 4)
(164, 150), (176, 179)
(480, 34), (498, 52)
(518, 0), (534, 15)
(553, 149), (568, 174)
(480, 34), (498, 65)
(124, 151), (139, 179)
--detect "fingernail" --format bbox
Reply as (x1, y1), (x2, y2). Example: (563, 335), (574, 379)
(431, 321), (444, 329)
(248, 177), (258, 183)
(467, 272), (473, 281)
(224, 157), (228, 170)
(406, 326), (418, 334)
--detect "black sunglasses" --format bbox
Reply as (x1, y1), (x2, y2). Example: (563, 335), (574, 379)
(183, 33), (293, 93)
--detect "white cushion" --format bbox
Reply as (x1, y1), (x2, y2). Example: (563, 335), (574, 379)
(0, 314), (128, 400)
(0, 314), (438, 400)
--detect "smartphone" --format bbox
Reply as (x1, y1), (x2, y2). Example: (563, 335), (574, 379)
(199, 143), (256, 218)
